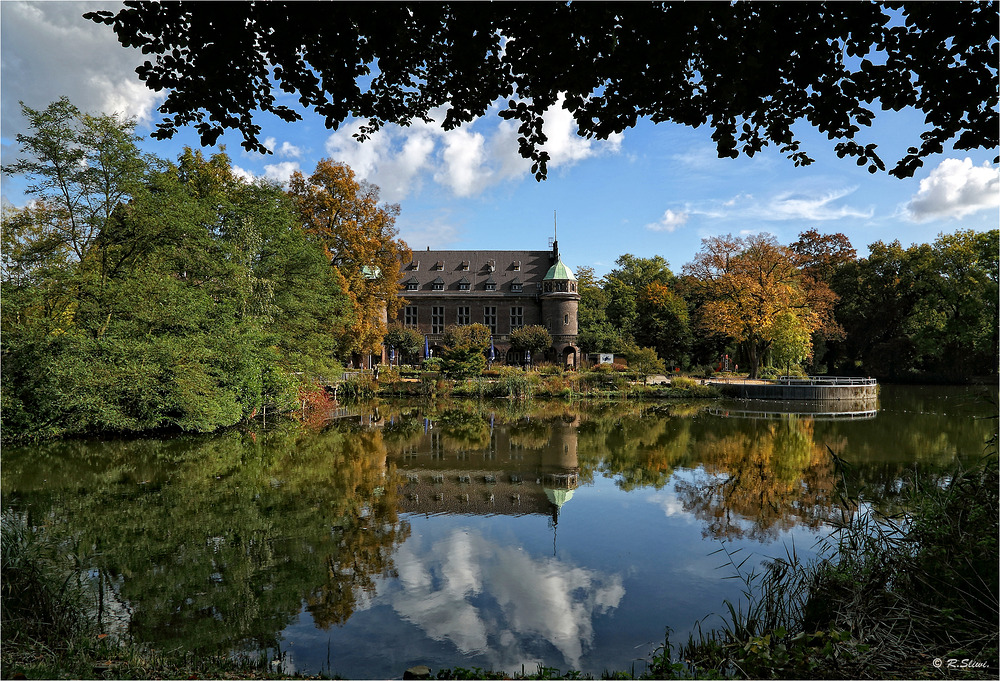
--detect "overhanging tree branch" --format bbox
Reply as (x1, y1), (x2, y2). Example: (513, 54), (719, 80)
(86, 1), (998, 180)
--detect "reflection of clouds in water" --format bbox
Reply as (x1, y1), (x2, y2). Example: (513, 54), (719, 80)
(646, 487), (691, 518)
(387, 529), (625, 670)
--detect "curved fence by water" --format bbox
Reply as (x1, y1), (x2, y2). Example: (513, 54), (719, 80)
(708, 376), (879, 401)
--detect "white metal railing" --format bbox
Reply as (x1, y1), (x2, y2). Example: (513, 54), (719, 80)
(707, 376), (877, 386)
(773, 376), (877, 386)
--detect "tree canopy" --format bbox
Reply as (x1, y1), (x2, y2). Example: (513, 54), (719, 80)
(1, 99), (355, 441)
(86, 2), (998, 180)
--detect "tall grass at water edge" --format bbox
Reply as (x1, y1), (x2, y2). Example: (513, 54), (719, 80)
(645, 444), (999, 679)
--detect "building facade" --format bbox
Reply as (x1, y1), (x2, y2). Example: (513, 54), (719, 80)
(394, 241), (580, 366)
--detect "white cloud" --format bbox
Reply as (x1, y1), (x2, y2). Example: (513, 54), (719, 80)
(904, 157), (1000, 221)
(541, 96), (623, 167)
(687, 186), (873, 223)
(276, 141), (302, 158)
(262, 161), (300, 184)
(767, 187), (873, 221)
(230, 161), (301, 185)
(383, 529), (625, 672)
(1, 2), (161, 140)
(231, 165), (256, 183)
(435, 128), (491, 197)
(322, 96), (622, 201)
(646, 209), (689, 232)
(326, 120), (436, 201)
(647, 491), (688, 518)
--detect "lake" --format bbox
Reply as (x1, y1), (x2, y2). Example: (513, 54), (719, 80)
(2, 384), (995, 678)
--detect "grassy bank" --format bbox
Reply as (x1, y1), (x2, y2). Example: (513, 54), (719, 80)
(340, 366), (721, 401)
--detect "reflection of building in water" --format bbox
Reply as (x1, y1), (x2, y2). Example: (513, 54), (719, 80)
(390, 416), (580, 523)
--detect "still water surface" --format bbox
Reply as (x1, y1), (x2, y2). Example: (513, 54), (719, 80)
(3, 385), (995, 678)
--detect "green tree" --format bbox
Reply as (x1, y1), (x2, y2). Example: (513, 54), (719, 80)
(603, 254), (674, 337)
(89, 3), (997, 179)
(788, 230), (855, 372)
(439, 323), (491, 378)
(622, 345), (666, 386)
(635, 281), (691, 370)
(575, 265), (623, 355)
(838, 229), (999, 378)
(383, 323), (424, 363)
(442, 322), (492, 353)
(831, 239), (936, 378)
(1, 100), (350, 441)
(509, 325), (552, 359)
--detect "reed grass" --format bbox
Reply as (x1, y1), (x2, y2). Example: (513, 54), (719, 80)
(646, 446), (999, 680)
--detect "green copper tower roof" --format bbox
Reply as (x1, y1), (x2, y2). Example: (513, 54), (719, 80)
(543, 259), (576, 281)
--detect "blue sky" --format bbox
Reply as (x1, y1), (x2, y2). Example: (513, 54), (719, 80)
(3, 1), (997, 277)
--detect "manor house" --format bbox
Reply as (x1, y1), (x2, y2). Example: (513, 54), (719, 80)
(395, 240), (580, 366)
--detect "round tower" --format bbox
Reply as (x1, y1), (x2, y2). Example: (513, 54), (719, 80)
(541, 241), (580, 367)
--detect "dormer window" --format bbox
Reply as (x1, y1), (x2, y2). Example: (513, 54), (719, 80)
(460, 261), (470, 271)
(458, 277), (470, 291)
(432, 276), (445, 291)
(512, 260), (521, 271)
(433, 261), (444, 270)
(485, 277), (497, 291)
(510, 277), (522, 293)
(485, 260), (496, 272)
(410, 261), (419, 271)
(405, 276), (419, 291)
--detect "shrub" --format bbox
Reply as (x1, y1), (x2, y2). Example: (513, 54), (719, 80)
(670, 376), (698, 390)
(495, 367), (534, 399)
(339, 372), (378, 400)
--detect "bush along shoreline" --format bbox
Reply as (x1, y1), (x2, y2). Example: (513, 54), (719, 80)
(346, 365), (722, 402)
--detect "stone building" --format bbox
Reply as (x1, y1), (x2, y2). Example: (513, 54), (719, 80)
(394, 240), (580, 366)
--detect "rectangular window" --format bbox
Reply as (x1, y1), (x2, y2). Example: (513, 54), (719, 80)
(483, 306), (497, 334)
(510, 306), (524, 330)
(404, 305), (418, 328)
(431, 306), (445, 334)
(457, 306), (470, 326)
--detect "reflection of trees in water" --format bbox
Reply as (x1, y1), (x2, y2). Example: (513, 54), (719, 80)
(2, 422), (409, 653)
(578, 408), (694, 491)
(438, 410), (492, 451)
(674, 417), (843, 541)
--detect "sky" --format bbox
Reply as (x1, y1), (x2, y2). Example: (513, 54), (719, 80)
(2, 1), (998, 278)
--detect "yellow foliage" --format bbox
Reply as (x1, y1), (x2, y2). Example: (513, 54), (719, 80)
(288, 160), (411, 356)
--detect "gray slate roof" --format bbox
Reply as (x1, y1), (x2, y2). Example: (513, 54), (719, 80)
(399, 249), (558, 295)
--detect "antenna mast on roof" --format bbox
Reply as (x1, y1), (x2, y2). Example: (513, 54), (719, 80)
(549, 210), (559, 257)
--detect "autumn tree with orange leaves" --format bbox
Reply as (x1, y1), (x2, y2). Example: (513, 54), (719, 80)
(288, 160), (411, 360)
(684, 233), (829, 379)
